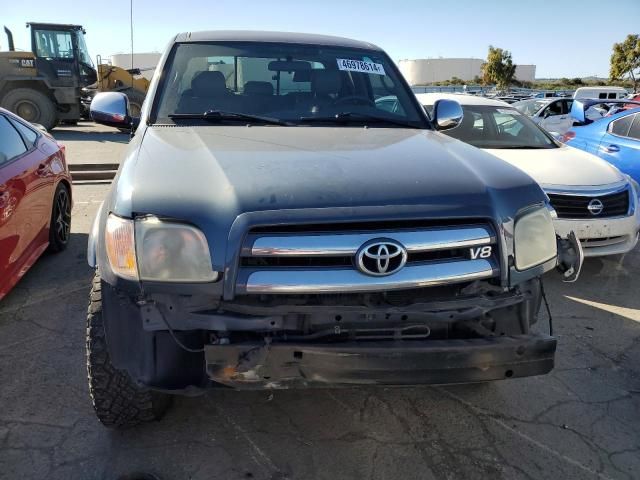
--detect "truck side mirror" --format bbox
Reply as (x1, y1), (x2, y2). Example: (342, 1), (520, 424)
(432, 99), (463, 131)
(90, 92), (132, 130)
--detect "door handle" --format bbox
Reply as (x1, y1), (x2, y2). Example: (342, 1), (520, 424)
(602, 144), (620, 153)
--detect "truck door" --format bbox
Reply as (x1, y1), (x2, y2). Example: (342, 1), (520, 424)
(31, 27), (78, 88)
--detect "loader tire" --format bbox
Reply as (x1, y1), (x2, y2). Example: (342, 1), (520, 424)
(1, 88), (57, 131)
(124, 89), (146, 117)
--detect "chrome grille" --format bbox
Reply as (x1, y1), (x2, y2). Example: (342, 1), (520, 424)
(236, 223), (500, 295)
(548, 190), (629, 219)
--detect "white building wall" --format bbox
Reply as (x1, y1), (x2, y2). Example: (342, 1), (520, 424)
(398, 58), (536, 85)
(111, 52), (162, 80)
(514, 64), (536, 83)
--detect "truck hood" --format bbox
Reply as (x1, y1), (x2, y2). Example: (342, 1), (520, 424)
(113, 126), (545, 268)
(484, 144), (625, 188)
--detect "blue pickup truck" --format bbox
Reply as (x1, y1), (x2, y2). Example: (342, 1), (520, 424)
(85, 30), (582, 428)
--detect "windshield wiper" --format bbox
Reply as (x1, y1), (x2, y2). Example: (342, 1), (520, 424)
(299, 112), (421, 129)
(168, 110), (292, 126)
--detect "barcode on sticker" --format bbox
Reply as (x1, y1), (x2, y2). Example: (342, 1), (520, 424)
(337, 58), (386, 76)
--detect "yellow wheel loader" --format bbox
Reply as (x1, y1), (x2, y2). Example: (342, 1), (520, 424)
(0, 23), (149, 129)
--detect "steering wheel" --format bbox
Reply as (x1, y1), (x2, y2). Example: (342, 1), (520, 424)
(333, 96), (375, 107)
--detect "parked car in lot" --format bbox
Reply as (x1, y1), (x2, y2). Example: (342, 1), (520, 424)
(86, 31), (581, 428)
(563, 99), (640, 185)
(573, 86), (628, 101)
(418, 94), (640, 257)
(513, 97), (574, 135)
(375, 95), (402, 114)
(0, 108), (71, 300)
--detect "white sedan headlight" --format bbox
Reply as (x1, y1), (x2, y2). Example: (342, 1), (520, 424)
(104, 213), (217, 282)
(629, 178), (639, 205)
(514, 206), (557, 270)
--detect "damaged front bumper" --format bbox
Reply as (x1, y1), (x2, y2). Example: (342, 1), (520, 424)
(205, 334), (557, 388)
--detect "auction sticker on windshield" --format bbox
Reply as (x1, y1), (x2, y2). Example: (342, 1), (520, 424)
(337, 58), (386, 75)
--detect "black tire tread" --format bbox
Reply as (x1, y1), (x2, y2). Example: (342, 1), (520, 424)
(86, 273), (171, 428)
(124, 89), (146, 117)
(1, 88), (57, 131)
(47, 183), (70, 253)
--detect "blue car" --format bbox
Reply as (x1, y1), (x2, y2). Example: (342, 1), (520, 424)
(563, 99), (640, 183)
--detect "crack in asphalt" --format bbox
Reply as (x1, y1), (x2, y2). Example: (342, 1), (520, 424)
(436, 387), (621, 480)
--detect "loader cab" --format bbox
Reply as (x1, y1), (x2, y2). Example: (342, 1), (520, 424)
(28, 23), (97, 88)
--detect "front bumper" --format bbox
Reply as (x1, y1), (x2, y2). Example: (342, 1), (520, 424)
(205, 335), (557, 388)
(101, 275), (555, 392)
(553, 215), (639, 257)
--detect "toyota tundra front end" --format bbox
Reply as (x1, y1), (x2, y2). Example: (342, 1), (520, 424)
(85, 30), (581, 428)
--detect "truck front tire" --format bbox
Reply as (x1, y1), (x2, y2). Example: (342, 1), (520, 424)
(86, 273), (172, 428)
(1, 88), (57, 131)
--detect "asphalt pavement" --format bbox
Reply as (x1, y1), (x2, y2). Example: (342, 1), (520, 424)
(0, 124), (638, 480)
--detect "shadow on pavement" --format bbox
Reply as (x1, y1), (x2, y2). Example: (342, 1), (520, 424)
(0, 233), (92, 315)
(53, 129), (130, 144)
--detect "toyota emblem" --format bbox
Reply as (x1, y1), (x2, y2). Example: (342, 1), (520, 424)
(587, 198), (604, 216)
(356, 239), (408, 276)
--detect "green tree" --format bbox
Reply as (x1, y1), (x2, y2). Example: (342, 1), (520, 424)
(481, 46), (517, 89)
(610, 34), (640, 91)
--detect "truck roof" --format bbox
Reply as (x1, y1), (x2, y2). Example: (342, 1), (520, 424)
(26, 22), (84, 30)
(173, 30), (382, 51)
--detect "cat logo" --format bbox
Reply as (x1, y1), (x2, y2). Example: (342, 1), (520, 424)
(20, 59), (35, 68)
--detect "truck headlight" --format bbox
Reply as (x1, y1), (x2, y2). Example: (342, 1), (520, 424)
(514, 206), (557, 270)
(104, 214), (217, 282)
(135, 216), (217, 282)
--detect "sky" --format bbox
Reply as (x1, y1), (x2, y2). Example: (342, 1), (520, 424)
(2, 0), (639, 79)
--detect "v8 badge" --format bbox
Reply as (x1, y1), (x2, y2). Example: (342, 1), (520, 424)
(468, 246), (492, 259)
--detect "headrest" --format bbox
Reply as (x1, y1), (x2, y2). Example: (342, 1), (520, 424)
(311, 70), (342, 96)
(244, 81), (274, 96)
(191, 71), (227, 96)
(293, 70), (312, 82)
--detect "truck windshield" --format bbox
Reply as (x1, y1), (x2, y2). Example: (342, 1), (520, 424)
(441, 105), (557, 149)
(153, 42), (428, 127)
(74, 30), (94, 67)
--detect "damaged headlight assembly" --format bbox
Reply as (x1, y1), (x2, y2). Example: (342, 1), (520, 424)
(105, 213), (217, 282)
(513, 206), (557, 271)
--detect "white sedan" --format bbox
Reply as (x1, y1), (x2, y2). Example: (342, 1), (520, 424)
(512, 98), (575, 135)
(417, 93), (640, 257)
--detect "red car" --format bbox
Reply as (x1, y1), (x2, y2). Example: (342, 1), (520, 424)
(0, 108), (72, 301)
